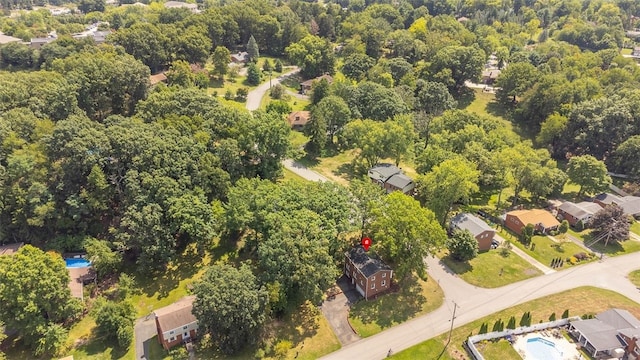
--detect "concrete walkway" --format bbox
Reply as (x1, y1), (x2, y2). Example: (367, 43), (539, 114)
(494, 234), (555, 275)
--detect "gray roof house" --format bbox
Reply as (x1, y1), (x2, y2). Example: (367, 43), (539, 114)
(570, 308), (640, 358)
(367, 164), (415, 195)
(593, 193), (640, 218)
(557, 201), (604, 227)
(450, 213), (496, 251)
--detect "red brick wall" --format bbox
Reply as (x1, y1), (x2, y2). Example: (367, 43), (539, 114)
(475, 230), (495, 251)
(364, 270), (392, 299)
(505, 214), (524, 234)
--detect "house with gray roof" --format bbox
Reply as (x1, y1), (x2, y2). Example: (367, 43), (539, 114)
(367, 164), (415, 195)
(557, 201), (604, 227)
(344, 246), (393, 300)
(154, 296), (198, 350)
(450, 213), (495, 251)
(594, 193), (640, 218)
(570, 308), (640, 358)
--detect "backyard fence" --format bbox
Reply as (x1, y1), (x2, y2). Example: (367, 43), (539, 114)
(466, 317), (581, 360)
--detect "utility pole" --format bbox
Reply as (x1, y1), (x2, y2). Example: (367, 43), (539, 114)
(437, 301), (458, 359)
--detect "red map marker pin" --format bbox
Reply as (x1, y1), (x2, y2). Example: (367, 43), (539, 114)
(361, 237), (372, 251)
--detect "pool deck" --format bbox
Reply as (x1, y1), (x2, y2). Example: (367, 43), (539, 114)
(67, 267), (94, 300)
(513, 331), (583, 360)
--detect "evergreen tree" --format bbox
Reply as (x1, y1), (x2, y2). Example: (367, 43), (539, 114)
(507, 316), (516, 329)
(247, 35), (260, 63)
(562, 309), (569, 319)
(247, 62), (261, 85)
(274, 59), (283, 72)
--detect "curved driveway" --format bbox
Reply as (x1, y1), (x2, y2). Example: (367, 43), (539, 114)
(245, 66), (300, 111)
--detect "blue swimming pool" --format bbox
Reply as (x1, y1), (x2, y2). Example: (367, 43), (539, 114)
(526, 337), (563, 360)
(65, 258), (91, 268)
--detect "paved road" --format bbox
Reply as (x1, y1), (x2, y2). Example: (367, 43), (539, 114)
(321, 252), (640, 360)
(282, 159), (329, 182)
(245, 66), (300, 111)
(134, 316), (157, 359)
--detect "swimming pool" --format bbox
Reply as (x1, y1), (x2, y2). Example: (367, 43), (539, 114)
(65, 258), (91, 268)
(526, 337), (563, 360)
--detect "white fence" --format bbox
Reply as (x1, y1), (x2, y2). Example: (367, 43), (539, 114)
(466, 317), (581, 360)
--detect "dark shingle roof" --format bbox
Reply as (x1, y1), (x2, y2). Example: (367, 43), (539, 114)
(450, 213), (494, 237)
(385, 173), (413, 189)
(346, 247), (390, 277)
(367, 164), (401, 182)
(559, 201), (602, 220)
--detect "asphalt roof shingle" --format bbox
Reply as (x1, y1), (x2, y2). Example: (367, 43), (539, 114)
(450, 213), (494, 237)
(346, 247), (390, 278)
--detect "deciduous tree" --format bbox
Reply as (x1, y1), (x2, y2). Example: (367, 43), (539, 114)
(368, 192), (446, 280)
(211, 46), (230, 80)
(591, 204), (630, 246)
(447, 229), (479, 262)
(566, 155), (611, 197)
(417, 158), (480, 225)
(192, 263), (268, 354)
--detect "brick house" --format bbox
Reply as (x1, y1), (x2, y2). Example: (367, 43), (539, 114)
(557, 201), (603, 227)
(505, 209), (560, 235)
(593, 193), (640, 219)
(344, 246), (393, 300)
(450, 213), (495, 251)
(367, 164), (415, 195)
(154, 296), (198, 350)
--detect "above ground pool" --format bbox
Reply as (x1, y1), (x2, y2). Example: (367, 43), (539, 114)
(65, 258), (91, 268)
(526, 337), (563, 360)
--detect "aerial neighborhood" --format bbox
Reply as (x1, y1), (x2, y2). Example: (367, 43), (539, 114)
(1, 0), (640, 359)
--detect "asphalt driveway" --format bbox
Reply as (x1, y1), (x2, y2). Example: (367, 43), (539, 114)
(321, 276), (361, 346)
(134, 315), (157, 359)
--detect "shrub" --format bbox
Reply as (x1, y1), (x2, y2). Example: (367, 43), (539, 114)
(274, 340), (293, 358)
(575, 220), (585, 231)
(562, 309), (569, 319)
(224, 89), (234, 100)
(270, 84), (285, 99)
(549, 312), (556, 321)
(236, 87), (248, 101)
(274, 59), (283, 72)
(506, 316), (516, 329)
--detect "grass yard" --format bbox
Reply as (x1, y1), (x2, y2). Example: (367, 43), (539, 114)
(629, 270), (640, 287)
(622, 48), (633, 55)
(280, 168), (308, 183)
(499, 231), (592, 268)
(349, 276), (444, 338)
(195, 302), (340, 360)
(260, 90), (310, 111)
(391, 286), (640, 359)
(298, 150), (360, 186)
(569, 228), (640, 256)
(440, 250), (542, 288)
(474, 338), (520, 359)
(631, 221), (640, 236)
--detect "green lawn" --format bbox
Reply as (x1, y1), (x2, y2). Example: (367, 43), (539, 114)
(499, 231), (592, 268)
(391, 286), (640, 359)
(474, 338), (520, 359)
(280, 168), (308, 183)
(349, 276), (444, 338)
(440, 250), (542, 288)
(631, 221), (640, 236)
(629, 270), (640, 287)
(260, 91), (310, 111)
(465, 89), (513, 131)
(622, 48), (633, 55)
(569, 228), (640, 256)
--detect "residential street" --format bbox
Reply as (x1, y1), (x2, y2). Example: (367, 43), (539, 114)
(245, 66), (300, 111)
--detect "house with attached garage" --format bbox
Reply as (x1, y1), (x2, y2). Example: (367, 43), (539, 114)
(557, 201), (604, 227)
(344, 246), (393, 300)
(367, 164), (415, 195)
(450, 213), (496, 251)
(569, 308), (640, 359)
(593, 193), (640, 219)
(154, 296), (198, 350)
(505, 209), (560, 235)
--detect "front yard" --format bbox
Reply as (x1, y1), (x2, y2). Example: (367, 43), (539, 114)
(391, 286), (640, 359)
(348, 275), (444, 338)
(440, 249), (542, 288)
(499, 231), (594, 269)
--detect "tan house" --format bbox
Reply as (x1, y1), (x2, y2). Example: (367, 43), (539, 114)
(0, 242), (23, 256)
(154, 296), (198, 350)
(505, 209), (560, 235)
(299, 74), (333, 94)
(450, 213), (495, 251)
(287, 111), (310, 130)
(344, 246), (393, 300)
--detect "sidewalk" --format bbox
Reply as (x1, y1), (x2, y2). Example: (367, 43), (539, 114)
(494, 234), (555, 275)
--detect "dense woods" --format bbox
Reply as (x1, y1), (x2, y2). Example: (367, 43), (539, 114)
(1, 0), (640, 357)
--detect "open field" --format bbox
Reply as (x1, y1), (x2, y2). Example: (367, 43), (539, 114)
(441, 249), (542, 288)
(391, 286), (640, 359)
(349, 276), (444, 338)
